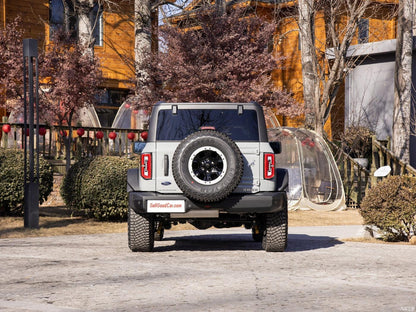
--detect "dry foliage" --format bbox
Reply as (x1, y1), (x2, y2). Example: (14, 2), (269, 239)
(0, 17), (24, 109)
(135, 10), (302, 117)
(39, 30), (102, 126)
(360, 175), (416, 242)
(342, 126), (374, 158)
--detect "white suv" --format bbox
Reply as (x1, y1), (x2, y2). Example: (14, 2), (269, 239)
(127, 102), (288, 252)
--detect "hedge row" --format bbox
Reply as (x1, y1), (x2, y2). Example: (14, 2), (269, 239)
(360, 175), (416, 242)
(0, 149), (53, 215)
(60, 156), (138, 221)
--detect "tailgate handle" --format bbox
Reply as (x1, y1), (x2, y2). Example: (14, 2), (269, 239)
(164, 155), (169, 176)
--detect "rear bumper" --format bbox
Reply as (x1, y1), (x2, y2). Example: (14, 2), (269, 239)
(129, 191), (287, 215)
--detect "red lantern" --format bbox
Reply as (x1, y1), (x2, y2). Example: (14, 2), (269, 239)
(125, 103), (131, 109)
(133, 110), (139, 115)
(39, 127), (47, 136)
(127, 132), (135, 141)
(60, 130), (67, 137)
(140, 131), (148, 141)
(109, 132), (117, 140)
(2, 124), (11, 134)
(95, 131), (104, 139)
(77, 128), (85, 137)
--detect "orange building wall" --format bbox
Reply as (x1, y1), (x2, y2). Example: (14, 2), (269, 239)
(5, 0), (48, 46)
(96, 10), (135, 89)
(1, 0), (135, 94)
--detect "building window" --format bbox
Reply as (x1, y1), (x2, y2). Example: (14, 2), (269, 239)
(91, 3), (103, 46)
(49, 0), (77, 38)
(358, 19), (369, 44)
(50, 0), (103, 46)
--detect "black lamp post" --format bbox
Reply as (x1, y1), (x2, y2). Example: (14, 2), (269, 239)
(23, 39), (40, 229)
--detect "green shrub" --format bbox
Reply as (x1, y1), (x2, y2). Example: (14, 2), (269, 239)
(0, 148), (54, 215)
(61, 156), (138, 221)
(360, 175), (416, 241)
(60, 158), (93, 211)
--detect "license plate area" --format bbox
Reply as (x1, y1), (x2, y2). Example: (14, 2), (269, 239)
(147, 200), (186, 213)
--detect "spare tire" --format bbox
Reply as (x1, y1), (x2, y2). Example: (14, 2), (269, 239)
(172, 130), (243, 202)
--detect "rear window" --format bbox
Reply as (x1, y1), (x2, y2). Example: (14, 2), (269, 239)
(156, 109), (259, 141)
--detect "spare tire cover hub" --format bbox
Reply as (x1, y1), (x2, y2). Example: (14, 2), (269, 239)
(188, 146), (227, 185)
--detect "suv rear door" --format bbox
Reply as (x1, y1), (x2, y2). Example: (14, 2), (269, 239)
(154, 105), (262, 194)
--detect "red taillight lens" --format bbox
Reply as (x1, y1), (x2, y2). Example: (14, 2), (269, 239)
(141, 153), (152, 179)
(264, 153), (275, 179)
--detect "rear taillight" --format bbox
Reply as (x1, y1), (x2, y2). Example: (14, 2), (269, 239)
(264, 153), (275, 179)
(141, 153), (152, 179)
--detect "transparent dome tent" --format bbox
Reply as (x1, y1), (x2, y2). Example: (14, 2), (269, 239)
(264, 111), (345, 211)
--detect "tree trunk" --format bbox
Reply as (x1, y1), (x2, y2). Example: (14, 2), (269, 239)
(298, 0), (322, 134)
(63, 0), (71, 33)
(393, 0), (413, 163)
(216, 0), (226, 16)
(77, 0), (95, 54)
(298, 0), (372, 137)
(134, 0), (152, 94)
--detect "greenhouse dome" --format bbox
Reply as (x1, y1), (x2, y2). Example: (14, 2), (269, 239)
(271, 127), (345, 211)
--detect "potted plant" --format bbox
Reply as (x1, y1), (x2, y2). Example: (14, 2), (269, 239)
(342, 126), (374, 168)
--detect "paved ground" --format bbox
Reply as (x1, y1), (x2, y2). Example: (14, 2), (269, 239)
(0, 226), (415, 312)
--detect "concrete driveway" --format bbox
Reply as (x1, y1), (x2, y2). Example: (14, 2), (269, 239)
(0, 226), (415, 312)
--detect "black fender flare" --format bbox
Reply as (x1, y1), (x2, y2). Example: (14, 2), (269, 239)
(276, 168), (289, 192)
(127, 168), (140, 192)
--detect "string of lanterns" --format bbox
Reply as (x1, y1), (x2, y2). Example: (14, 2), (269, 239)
(2, 124), (148, 141)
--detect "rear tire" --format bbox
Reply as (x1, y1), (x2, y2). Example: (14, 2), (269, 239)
(262, 208), (288, 252)
(128, 207), (154, 252)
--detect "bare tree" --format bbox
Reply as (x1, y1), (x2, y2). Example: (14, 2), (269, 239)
(133, 0), (195, 104)
(393, 0), (413, 163)
(297, 0), (379, 135)
(134, 0), (152, 100)
(298, 0), (318, 131)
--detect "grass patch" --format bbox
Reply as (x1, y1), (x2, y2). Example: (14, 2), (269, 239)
(0, 207), (364, 239)
(0, 215), (126, 239)
(288, 209), (363, 227)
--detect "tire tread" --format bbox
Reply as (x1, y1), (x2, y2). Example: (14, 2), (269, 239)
(128, 207), (154, 252)
(262, 208), (288, 252)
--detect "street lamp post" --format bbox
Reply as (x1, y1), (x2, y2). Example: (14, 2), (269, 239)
(23, 39), (40, 229)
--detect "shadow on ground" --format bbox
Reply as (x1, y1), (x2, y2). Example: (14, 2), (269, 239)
(155, 233), (343, 252)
